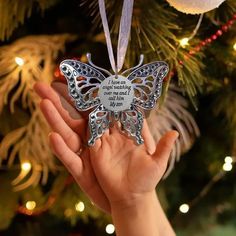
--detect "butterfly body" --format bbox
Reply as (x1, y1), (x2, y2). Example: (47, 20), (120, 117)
(60, 56), (168, 146)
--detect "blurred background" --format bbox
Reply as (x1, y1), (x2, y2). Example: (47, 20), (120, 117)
(0, 0), (235, 235)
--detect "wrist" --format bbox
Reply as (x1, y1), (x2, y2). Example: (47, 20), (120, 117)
(110, 191), (157, 213)
(110, 191), (160, 236)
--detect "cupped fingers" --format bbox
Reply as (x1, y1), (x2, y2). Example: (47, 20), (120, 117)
(49, 132), (83, 179)
(34, 82), (84, 130)
(40, 98), (81, 152)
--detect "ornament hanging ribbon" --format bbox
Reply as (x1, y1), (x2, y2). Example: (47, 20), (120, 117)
(60, 0), (169, 145)
(98, 0), (134, 73)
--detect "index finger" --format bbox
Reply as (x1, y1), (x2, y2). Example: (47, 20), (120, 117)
(34, 82), (85, 133)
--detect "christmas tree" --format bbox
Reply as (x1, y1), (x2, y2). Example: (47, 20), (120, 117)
(0, 0), (235, 235)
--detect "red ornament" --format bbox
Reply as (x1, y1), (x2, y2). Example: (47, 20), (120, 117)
(195, 46), (201, 51)
(208, 38), (212, 43)
(211, 35), (217, 40)
(189, 50), (195, 55)
(216, 30), (223, 36)
(204, 38), (211, 44)
(227, 20), (234, 26)
(164, 70), (175, 82)
(184, 53), (191, 60)
(179, 13), (235, 67)
(222, 25), (228, 32)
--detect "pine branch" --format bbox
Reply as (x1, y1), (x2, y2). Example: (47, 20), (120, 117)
(148, 83), (200, 177)
(0, 34), (77, 189)
(81, 0), (205, 101)
(206, 0), (236, 25)
(204, 40), (236, 130)
(0, 34), (76, 113)
(0, 0), (59, 41)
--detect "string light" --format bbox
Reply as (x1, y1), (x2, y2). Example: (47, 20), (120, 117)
(233, 42), (236, 51)
(179, 38), (189, 48)
(105, 224), (115, 234)
(179, 203), (189, 213)
(176, 13), (236, 67)
(75, 201), (85, 212)
(175, 154), (235, 219)
(21, 162), (31, 172)
(15, 57), (24, 66)
(223, 156), (233, 171)
(223, 162), (233, 172)
(64, 208), (73, 218)
(25, 201), (36, 210)
(224, 156), (233, 164)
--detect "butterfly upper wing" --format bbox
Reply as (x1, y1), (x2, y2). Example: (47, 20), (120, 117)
(60, 59), (105, 111)
(127, 61), (169, 110)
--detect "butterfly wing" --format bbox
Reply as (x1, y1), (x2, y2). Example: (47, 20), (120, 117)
(120, 105), (144, 145)
(60, 59), (106, 111)
(88, 104), (111, 146)
(127, 61), (169, 110)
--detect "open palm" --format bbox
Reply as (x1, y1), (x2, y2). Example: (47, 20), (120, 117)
(90, 124), (178, 206)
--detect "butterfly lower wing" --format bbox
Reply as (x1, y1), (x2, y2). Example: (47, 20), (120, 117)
(88, 104), (111, 146)
(120, 105), (144, 145)
(127, 61), (169, 110)
(60, 59), (105, 111)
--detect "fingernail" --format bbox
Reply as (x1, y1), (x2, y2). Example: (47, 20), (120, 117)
(174, 131), (179, 139)
(147, 146), (155, 155)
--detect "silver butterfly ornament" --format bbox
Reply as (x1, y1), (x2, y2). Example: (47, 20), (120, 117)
(60, 53), (169, 146)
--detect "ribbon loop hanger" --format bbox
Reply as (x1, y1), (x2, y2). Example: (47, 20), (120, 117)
(98, 0), (134, 73)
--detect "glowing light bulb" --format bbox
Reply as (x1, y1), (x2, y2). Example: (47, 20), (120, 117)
(179, 203), (189, 213)
(223, 162), (233, 172)
(233, 42), (236, 51)
(179, 38), (189, 48)
(224, 156), (233, 164)
(15, 57), (24, 66)
(21, 162), (31, 172)
(75, 201), (85, 212)
(26, 201), (36, 210)
(105, 224), (115, 234)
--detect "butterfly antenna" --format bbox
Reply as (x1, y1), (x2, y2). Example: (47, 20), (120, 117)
(86, 53), (112, 76)
(121, 54), (144, 75)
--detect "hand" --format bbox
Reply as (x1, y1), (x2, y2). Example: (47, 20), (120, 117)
(34, 81), (111, 213)
(34, 81), (178, 213)
(89, 124), (178, 208)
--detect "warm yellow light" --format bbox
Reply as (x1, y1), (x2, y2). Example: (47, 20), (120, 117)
(223, 162), (233, 172)
(75, 201), (85, 212)
(179, 38), (189, 48)
(15, 57), (24, 66)
(233, 42), (236, 51)
(105, 224), (115, 234)
(21, 162), (31, 172)
(179, 203), (189, 213)
(25, 201), (36, 210)
(224, 156), (233, 164)
(64, 208), (73, 217)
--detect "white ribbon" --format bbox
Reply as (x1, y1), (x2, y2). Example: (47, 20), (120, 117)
(98, 0), (134, 73)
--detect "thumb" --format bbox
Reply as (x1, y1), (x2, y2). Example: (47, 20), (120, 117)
(152, 130), (179, 171)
